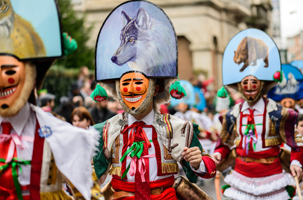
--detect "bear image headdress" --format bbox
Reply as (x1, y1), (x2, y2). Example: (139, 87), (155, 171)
(94, 0), (180, 109)
(222, 28), (281, 92)
(0, 0), (64, 91)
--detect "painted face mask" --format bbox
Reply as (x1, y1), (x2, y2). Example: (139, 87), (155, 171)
(0, 56), (26, 110)
(240, 75), (262, 102)
(120, 72), (149, 111)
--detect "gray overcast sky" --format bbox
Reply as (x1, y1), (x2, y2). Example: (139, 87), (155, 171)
(280, 0), (303, 45)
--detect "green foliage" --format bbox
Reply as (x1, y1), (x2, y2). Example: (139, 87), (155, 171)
(42, 65), (78, 106)
(56, 0), (95, 69)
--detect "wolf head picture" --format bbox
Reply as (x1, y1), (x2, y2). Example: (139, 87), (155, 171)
(111, 8), (176, 76)
(233, 36), (269, 72)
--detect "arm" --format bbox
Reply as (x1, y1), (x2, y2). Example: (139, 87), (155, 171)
(181, 123), (216, 181)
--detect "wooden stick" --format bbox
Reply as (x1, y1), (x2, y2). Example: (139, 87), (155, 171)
(215, 171), (221, 200)
(295, 176), (302, 200)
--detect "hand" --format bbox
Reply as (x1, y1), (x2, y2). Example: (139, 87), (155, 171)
(290, 164), (302, 177)
(211, 153), (221, 165)
(182, 147), (202, 170)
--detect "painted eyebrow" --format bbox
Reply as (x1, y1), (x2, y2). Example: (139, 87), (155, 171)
(1, 64), (18, 68)
(133, 78), (143, 81)
(122, 79), (132, 82)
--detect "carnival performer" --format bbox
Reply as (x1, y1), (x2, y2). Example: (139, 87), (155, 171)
(212, 28), (303, 199)
(92, 1), (216, 199)
(0, 1), (100, 199)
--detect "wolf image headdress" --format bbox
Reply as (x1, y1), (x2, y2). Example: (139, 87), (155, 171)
(222, 28), (281, 93)
(94, 0), (180, 112)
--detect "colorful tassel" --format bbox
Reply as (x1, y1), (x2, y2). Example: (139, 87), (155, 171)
(273, 70), (283, 83)
(169, 80), (187, 99)
(63, 32), (78, 56)
(90, 84), (108, 102)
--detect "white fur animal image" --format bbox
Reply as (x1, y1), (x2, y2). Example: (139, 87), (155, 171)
(111, 8), (176, 76)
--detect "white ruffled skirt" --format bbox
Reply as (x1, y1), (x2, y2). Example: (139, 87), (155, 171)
(223, 170), (295, 200)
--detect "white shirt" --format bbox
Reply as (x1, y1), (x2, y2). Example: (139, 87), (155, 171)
(0, 103), (36, 186)
(216, 98), (301, 167)
(240, 98), (270, 152)
(126, 110), (206, 182)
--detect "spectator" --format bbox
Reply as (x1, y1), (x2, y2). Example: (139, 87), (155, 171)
(89, 100), (116, 123)
(71, 106), (95, 129)
(55, 96), (74, 124)
(73, 95), (84, 107)
(40, 93), (56, 112)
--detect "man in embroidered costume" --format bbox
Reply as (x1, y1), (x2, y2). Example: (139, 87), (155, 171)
(212, 28), (303, 199)
(0, 1), (100, 200)
(92, 1), (216, 199)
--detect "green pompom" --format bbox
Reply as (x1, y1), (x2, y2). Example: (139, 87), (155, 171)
(169, 81), (187, 99)
(90, 84), (108, 102)
(285, 185), (296, 198)
(63, 32), (78, 56)
(221, 185), (231, 194)
(217, 87), (228, 98)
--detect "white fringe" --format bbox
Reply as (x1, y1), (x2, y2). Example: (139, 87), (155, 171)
(224, 170), (295, 195)
(224, 187), (291, 200)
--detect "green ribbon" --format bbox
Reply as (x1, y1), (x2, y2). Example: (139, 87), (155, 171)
(0, 158), (31, 200)
(242, 124), (262, 151)
(120, 140), (152, 179)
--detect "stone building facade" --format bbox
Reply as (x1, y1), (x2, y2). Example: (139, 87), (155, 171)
(73, 0), (272, 88)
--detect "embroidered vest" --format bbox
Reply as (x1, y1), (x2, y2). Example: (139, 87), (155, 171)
(102, 112), (195, 178)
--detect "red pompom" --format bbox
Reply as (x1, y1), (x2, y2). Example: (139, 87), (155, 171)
(94, 95), (107, 102)
(170, 89), (184, 99)
(273, 71), (281, 80)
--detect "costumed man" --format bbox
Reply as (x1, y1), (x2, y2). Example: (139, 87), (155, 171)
(92, 1), (216, 200)
(211, 28), (303, 199)
(0, 1), (101, 199)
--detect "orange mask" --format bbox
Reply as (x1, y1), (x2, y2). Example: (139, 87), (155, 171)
(0, 56), (26, 109)
(120, 72), (149, 110)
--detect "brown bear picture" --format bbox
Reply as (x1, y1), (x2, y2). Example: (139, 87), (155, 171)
(233, 36), (269, 72)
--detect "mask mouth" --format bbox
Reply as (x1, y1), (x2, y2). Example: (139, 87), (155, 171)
(243, 90), (258, 96)
(123, 95), (142, 103)
(0, 86), (17, 99)
(1, 104), (9, 109)
(132, 107), (135, 111)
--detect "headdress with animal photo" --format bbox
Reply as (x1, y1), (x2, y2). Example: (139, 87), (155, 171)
(222, 28), (281, 92)
(93, 0), (181, 113)
(0, 0), (64, 89)
(267, 64), (303, 102)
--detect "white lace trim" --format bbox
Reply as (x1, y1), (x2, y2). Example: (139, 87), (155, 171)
(224, 170), (295, 195)
(223, 187), (291, 200)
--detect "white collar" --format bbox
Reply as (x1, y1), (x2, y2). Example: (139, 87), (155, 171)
(241, 97), (265, 113)
(0, 102), (31, 136)
(128, 109), (154, 126)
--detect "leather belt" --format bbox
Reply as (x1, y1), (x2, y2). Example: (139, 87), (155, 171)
(111, 186), (171, 199)
(237, 155), (279, 164)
